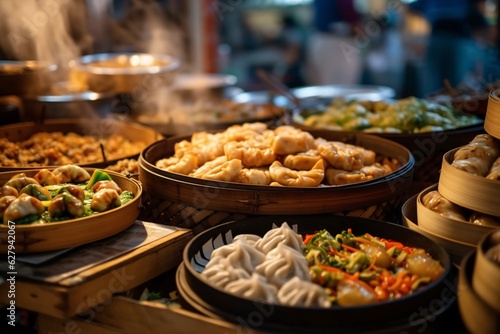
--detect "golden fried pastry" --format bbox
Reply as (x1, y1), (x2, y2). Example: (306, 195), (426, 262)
(317, 142), (363, 171)
(282, 150), (324, 171)
(164, 153), (198, 175)
(235, 168), (272, 185)
(191, 156), (228, 178)
(224, 141), (276, 167)
(325, 169), (367, 185)
(201, 159), (243, 182)
(269, 159), (324, 187)
(271, 126), (316, 155)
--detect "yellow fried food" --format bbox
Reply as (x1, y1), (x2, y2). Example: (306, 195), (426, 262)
(271, 126), (316, 155)
(282, 150), (324, 171)
(191, 156), (228, 178)
(164, 153), (198, 175)
(201, 159), (243, 182)
(269, 159), (324, 187)
(235, 168), (272, 185)
(318, 141), (376, 171)
(224, 141), (277, 167)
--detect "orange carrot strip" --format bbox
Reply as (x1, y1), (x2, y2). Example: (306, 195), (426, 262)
(303, 234), (315, 245)
(341, 244), (359, 253)
(352, 237), (373, 245)
(328, 245), (347, 258)
(388, 270), (408, 291)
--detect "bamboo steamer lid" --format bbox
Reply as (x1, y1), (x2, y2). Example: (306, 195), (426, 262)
(417, 183), (497, 245)
(458, 251), (500, 334)
(438, 148), (500, 217)
(485, 89), (500, 139)
(472, 230), (500, 313)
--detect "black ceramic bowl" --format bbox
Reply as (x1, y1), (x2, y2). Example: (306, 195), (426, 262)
(179, 215), (453, 333)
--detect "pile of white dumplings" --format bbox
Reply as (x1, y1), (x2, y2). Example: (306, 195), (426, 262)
(201, 223), (331, 308)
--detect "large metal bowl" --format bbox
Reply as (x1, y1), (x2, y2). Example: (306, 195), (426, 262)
(69, 53), (180, 93)
(0, 60), (57, 97)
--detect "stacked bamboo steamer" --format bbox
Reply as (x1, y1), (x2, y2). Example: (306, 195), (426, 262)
(403, 90), (500, 266)
(458, 230), (500, 334)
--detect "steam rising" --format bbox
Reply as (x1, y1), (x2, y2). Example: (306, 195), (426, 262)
(0, 0), (91, 65)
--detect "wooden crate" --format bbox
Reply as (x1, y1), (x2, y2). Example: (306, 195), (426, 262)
(38, 295), (268, 334)
(0, 221), (192, 319)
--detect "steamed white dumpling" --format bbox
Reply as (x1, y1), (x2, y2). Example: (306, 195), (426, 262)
(225, 273), (278, 304)
(254, 222), (304, 254)
(206, 239), (265, 274)
(277, 276), (331, 308)
(256, 243), (311, 288)
(202, 258), (251, 289)
(232, 233), (262, 246)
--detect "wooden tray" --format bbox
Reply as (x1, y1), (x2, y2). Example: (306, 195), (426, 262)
(438, 148), (500, 217)
(0, 167), (142, 253)
(485, 89), (500, 139)
(0, 117), (163, 171)
(0, 221), (192, 319)
(402, 194), (476, 266)
(139, 129), (414, 216)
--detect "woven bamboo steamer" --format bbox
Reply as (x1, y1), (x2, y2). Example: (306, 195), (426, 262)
(472, 230), (500, 313)
(0, 117), (163, 172)
(0, 168), (142, 253)
(485, 89), (500, 139)
(438, 148), (500, 217)
(402, 194), (476, 266)
(139, 129), (414, 218)
(458, 251), (500, 334)
(417, 183), (497, 245)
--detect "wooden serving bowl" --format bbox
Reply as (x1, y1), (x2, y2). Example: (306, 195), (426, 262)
(438, 148), (500, 217)
(139, 129), (414, 216)
(458, 251), (500, 334)
(473, 230), (500, 313)
(485, 89), (500, 139)
(0, 117), (162, 172)
(402, 194), (476, 266)
(417, 184), (497, 245)
(179, 215), (452, 333)
(0, 168), (142, 253)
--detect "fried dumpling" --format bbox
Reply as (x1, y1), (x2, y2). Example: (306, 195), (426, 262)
(234, 167), (272, 185)
(318, 141), (375, 171)
(200, 159), (242, 182)
(269, 159), (324, 187)
(282, 150), (324, 171)
(224, 141), (276, 167)
(271, 126), (316, 155)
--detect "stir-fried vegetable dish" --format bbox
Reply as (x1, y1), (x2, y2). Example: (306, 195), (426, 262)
(295, 97), (482, 133)
(303, 228), (445, 306)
